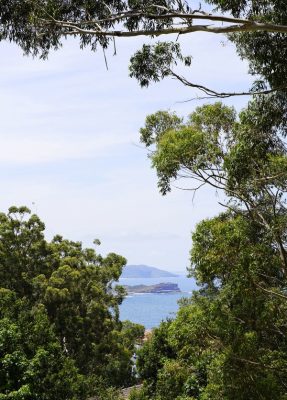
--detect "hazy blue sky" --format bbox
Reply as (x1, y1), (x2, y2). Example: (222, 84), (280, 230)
(0, 30), (253, 272)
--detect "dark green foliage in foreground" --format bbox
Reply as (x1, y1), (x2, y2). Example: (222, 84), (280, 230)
(135, 215), (287, 399)
(0, 207), (143, 399)
(133, 99), (287, 400)
(0, 294), (87, 400)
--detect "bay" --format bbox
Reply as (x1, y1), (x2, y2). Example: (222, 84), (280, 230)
(119, 275), (197, 329)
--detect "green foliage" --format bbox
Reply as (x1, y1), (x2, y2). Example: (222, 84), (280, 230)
(140, 102), (236, 194)
(137, 98), (287, 399)
(1, 1), (285, 97)
(0, 1), (190, 58)
(121, 320), (145, 349)
(137, 321), (175, 394)
(137, 214), (287, 397)
(0, 299), (87, 400)
(91, 384), (124, 400)
(129, 42), (191, 88)
(0, 207), (143, 398)
(208, 0), (287, 88)
(140, 110), (183, 147)
(140, 101), (287, 230)
(156, 360), (194, 400)
(128, 386), (150, 400)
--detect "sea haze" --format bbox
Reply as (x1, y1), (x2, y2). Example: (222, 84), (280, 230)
(119, 275), (197, 329)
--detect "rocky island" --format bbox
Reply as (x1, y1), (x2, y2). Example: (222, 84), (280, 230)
(124, 282), (181, 294)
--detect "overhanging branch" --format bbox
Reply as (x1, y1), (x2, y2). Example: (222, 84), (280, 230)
(170, 72), (287, 100)
(39, 10), (287, 38)
(48, 21), (287, 37)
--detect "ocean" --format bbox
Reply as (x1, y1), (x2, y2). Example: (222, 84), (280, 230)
(119, 275), (197, 329)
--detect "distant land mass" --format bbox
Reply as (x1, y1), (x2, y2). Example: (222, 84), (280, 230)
(124, 282), (180, 294)
(122, 264), (178, 278)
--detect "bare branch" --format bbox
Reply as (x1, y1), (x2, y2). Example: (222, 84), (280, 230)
(170, 72), (287, 100)
(34, 9), (287, 102)
(40, 14), (287, 38)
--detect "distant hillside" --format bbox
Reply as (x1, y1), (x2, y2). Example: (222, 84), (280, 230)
(121, 265), (178, 278)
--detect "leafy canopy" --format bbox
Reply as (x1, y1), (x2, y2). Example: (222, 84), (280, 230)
(134, 98), (287, 399)
(0, 206), (143, 399)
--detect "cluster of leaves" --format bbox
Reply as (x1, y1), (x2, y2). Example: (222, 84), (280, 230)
(141, 100), (287, 203)
(132, 99), (287, 399)
(133, 216), (287, 399)
(129, 42), (191, 88)
(140, 101), (287, 251)
(0, 0), (191, 58)
(130, 1), (287, 96)
(0, 206), (144, 399)
(213, 0), (287, 100)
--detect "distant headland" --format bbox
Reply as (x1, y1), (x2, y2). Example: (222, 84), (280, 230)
(121, 264), (178, 278)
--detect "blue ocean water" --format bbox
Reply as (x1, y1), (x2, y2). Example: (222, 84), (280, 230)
(119, 275), (197, 329)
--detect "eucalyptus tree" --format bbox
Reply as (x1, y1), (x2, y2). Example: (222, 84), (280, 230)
(133, 100), (287, 399)
(140, 100), (287, 273)
(0, 1), (286, 98)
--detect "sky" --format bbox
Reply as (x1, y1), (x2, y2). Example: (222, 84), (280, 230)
(0, 27), (254, 272)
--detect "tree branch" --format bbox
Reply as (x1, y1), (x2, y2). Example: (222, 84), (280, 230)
(255, 282), (287, 301)
(40, 15), (287, 38)
(232, 355), (287, 373)
(171, 71), (287, 100)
